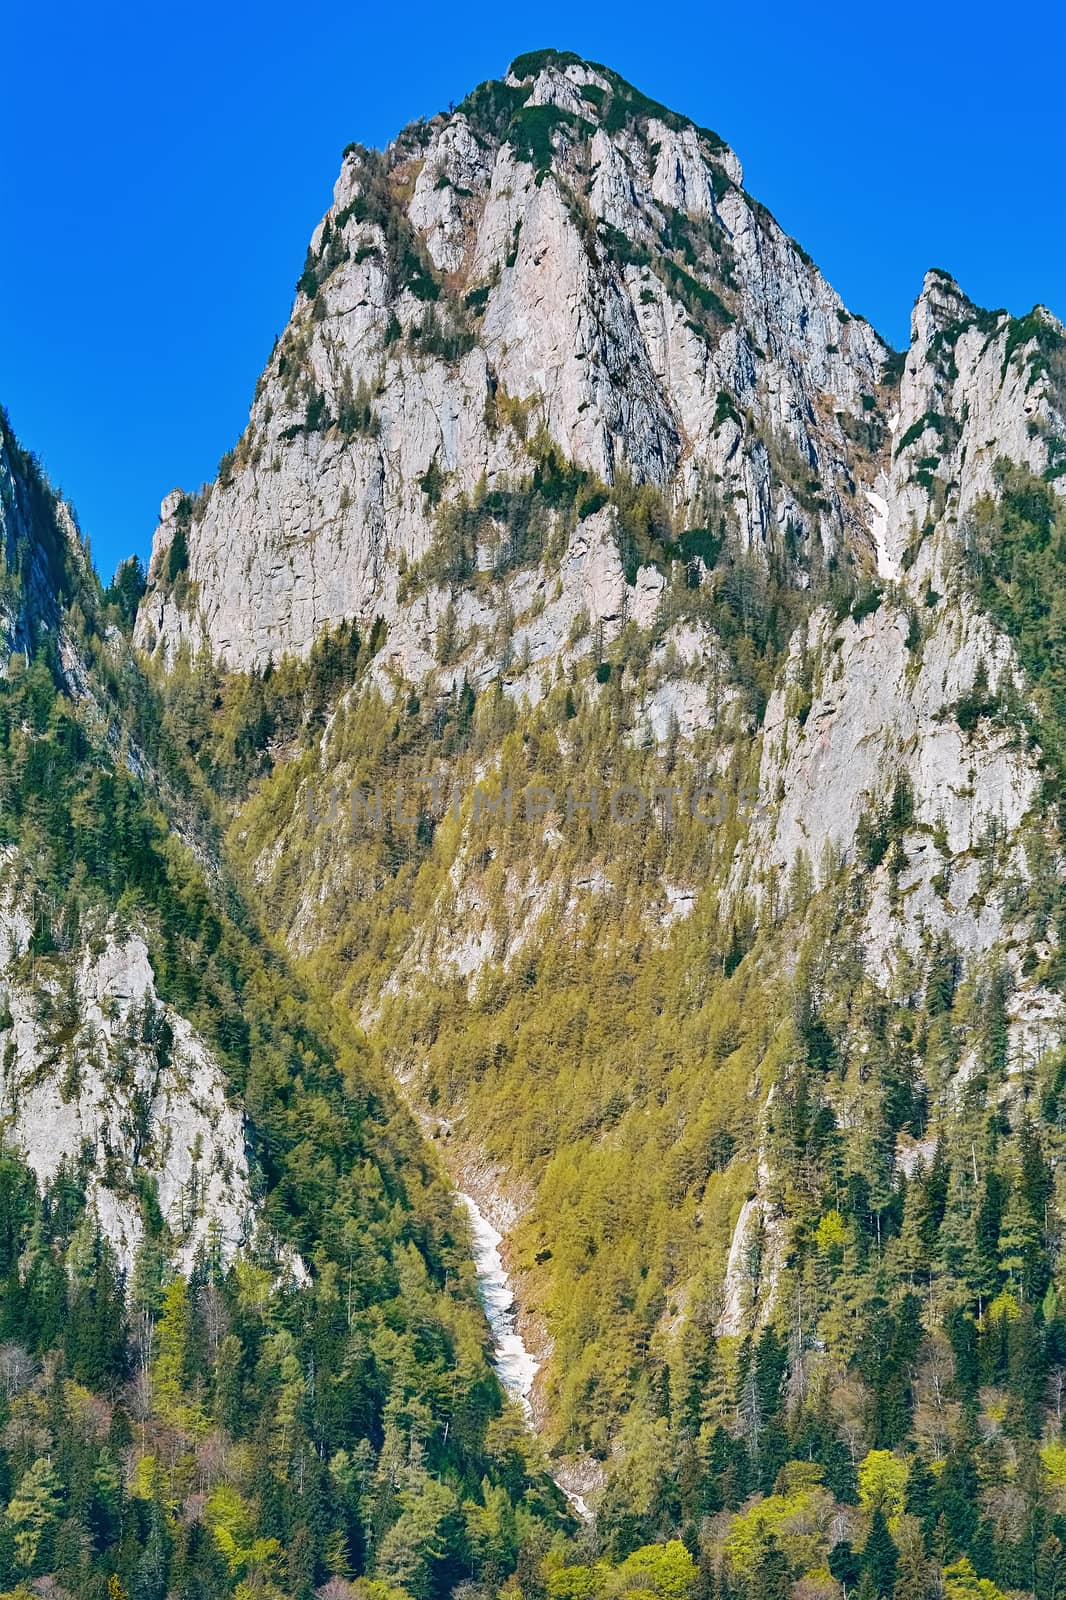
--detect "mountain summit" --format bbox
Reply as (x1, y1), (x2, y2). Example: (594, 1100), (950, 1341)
(136, 49), (898, 668)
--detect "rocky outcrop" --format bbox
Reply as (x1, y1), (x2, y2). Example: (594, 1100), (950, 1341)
(0, 853), (252, 1275)
(739, 268), (1066, 1072)
(136, 53), (894, 671)
(870, 270), (1062, 582)
(0, 413), (77, 666)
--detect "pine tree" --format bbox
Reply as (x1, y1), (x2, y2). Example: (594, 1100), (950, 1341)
(745, 1537), (790, 1600)
(891, 1522), (938, 1600)
(133, 1502), (171, 1600)
(8, 1455), (62, 1572)
(941, 1164), (985, 1308)
(903, 1455), (937, 1538)
(999, 1185), (1045, 1300)
(1036, 1533), (1066, 1600)
(862, 1508), (898, 1598)
(828, 1539), (861, 1593)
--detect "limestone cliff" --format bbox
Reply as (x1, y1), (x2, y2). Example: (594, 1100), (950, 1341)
(136, 51), (897, 670)
(0, 411), (79, 664)
(0, 861), (252, 1276)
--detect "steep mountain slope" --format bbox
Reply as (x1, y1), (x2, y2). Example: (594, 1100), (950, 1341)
(36, 44), (1066, 1600)
(135, 50), (895, 672)
(1, 416), (76, 661)
(0, 412), (567, 1598)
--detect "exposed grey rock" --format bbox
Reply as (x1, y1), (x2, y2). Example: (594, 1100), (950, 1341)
(0, 866), (252, 1276)
(135, 55), (899, 671)
(0, 420), (78, 666)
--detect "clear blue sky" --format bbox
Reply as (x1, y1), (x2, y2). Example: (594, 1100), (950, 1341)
(2, 0), (1064, 582)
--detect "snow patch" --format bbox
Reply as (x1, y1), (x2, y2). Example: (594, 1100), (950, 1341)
(863, 488), (898, 581)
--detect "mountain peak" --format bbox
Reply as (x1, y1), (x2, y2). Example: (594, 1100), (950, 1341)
(455, 50), (745, 186)
(506, 46), (594, 78)
(134, 55), (1064, 675)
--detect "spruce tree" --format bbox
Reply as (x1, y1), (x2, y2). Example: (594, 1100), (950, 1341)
(862, 1508), (898, 1598)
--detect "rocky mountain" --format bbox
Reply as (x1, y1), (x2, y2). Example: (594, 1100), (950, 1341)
(135, 49), (894, 670)
(134, 36), (1066, 1558)
(5, 43), (1066, 1600)
(134, 53), (1061, 690)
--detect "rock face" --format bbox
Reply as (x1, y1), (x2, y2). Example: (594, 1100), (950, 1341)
(136, 52), (895, 670)
(741, 270), (1065, 1014)
(0, 852), (252, 1275)
(0, 414), (76, 664)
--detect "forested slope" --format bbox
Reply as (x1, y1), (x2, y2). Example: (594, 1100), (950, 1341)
(0, 410), (568, 1599)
